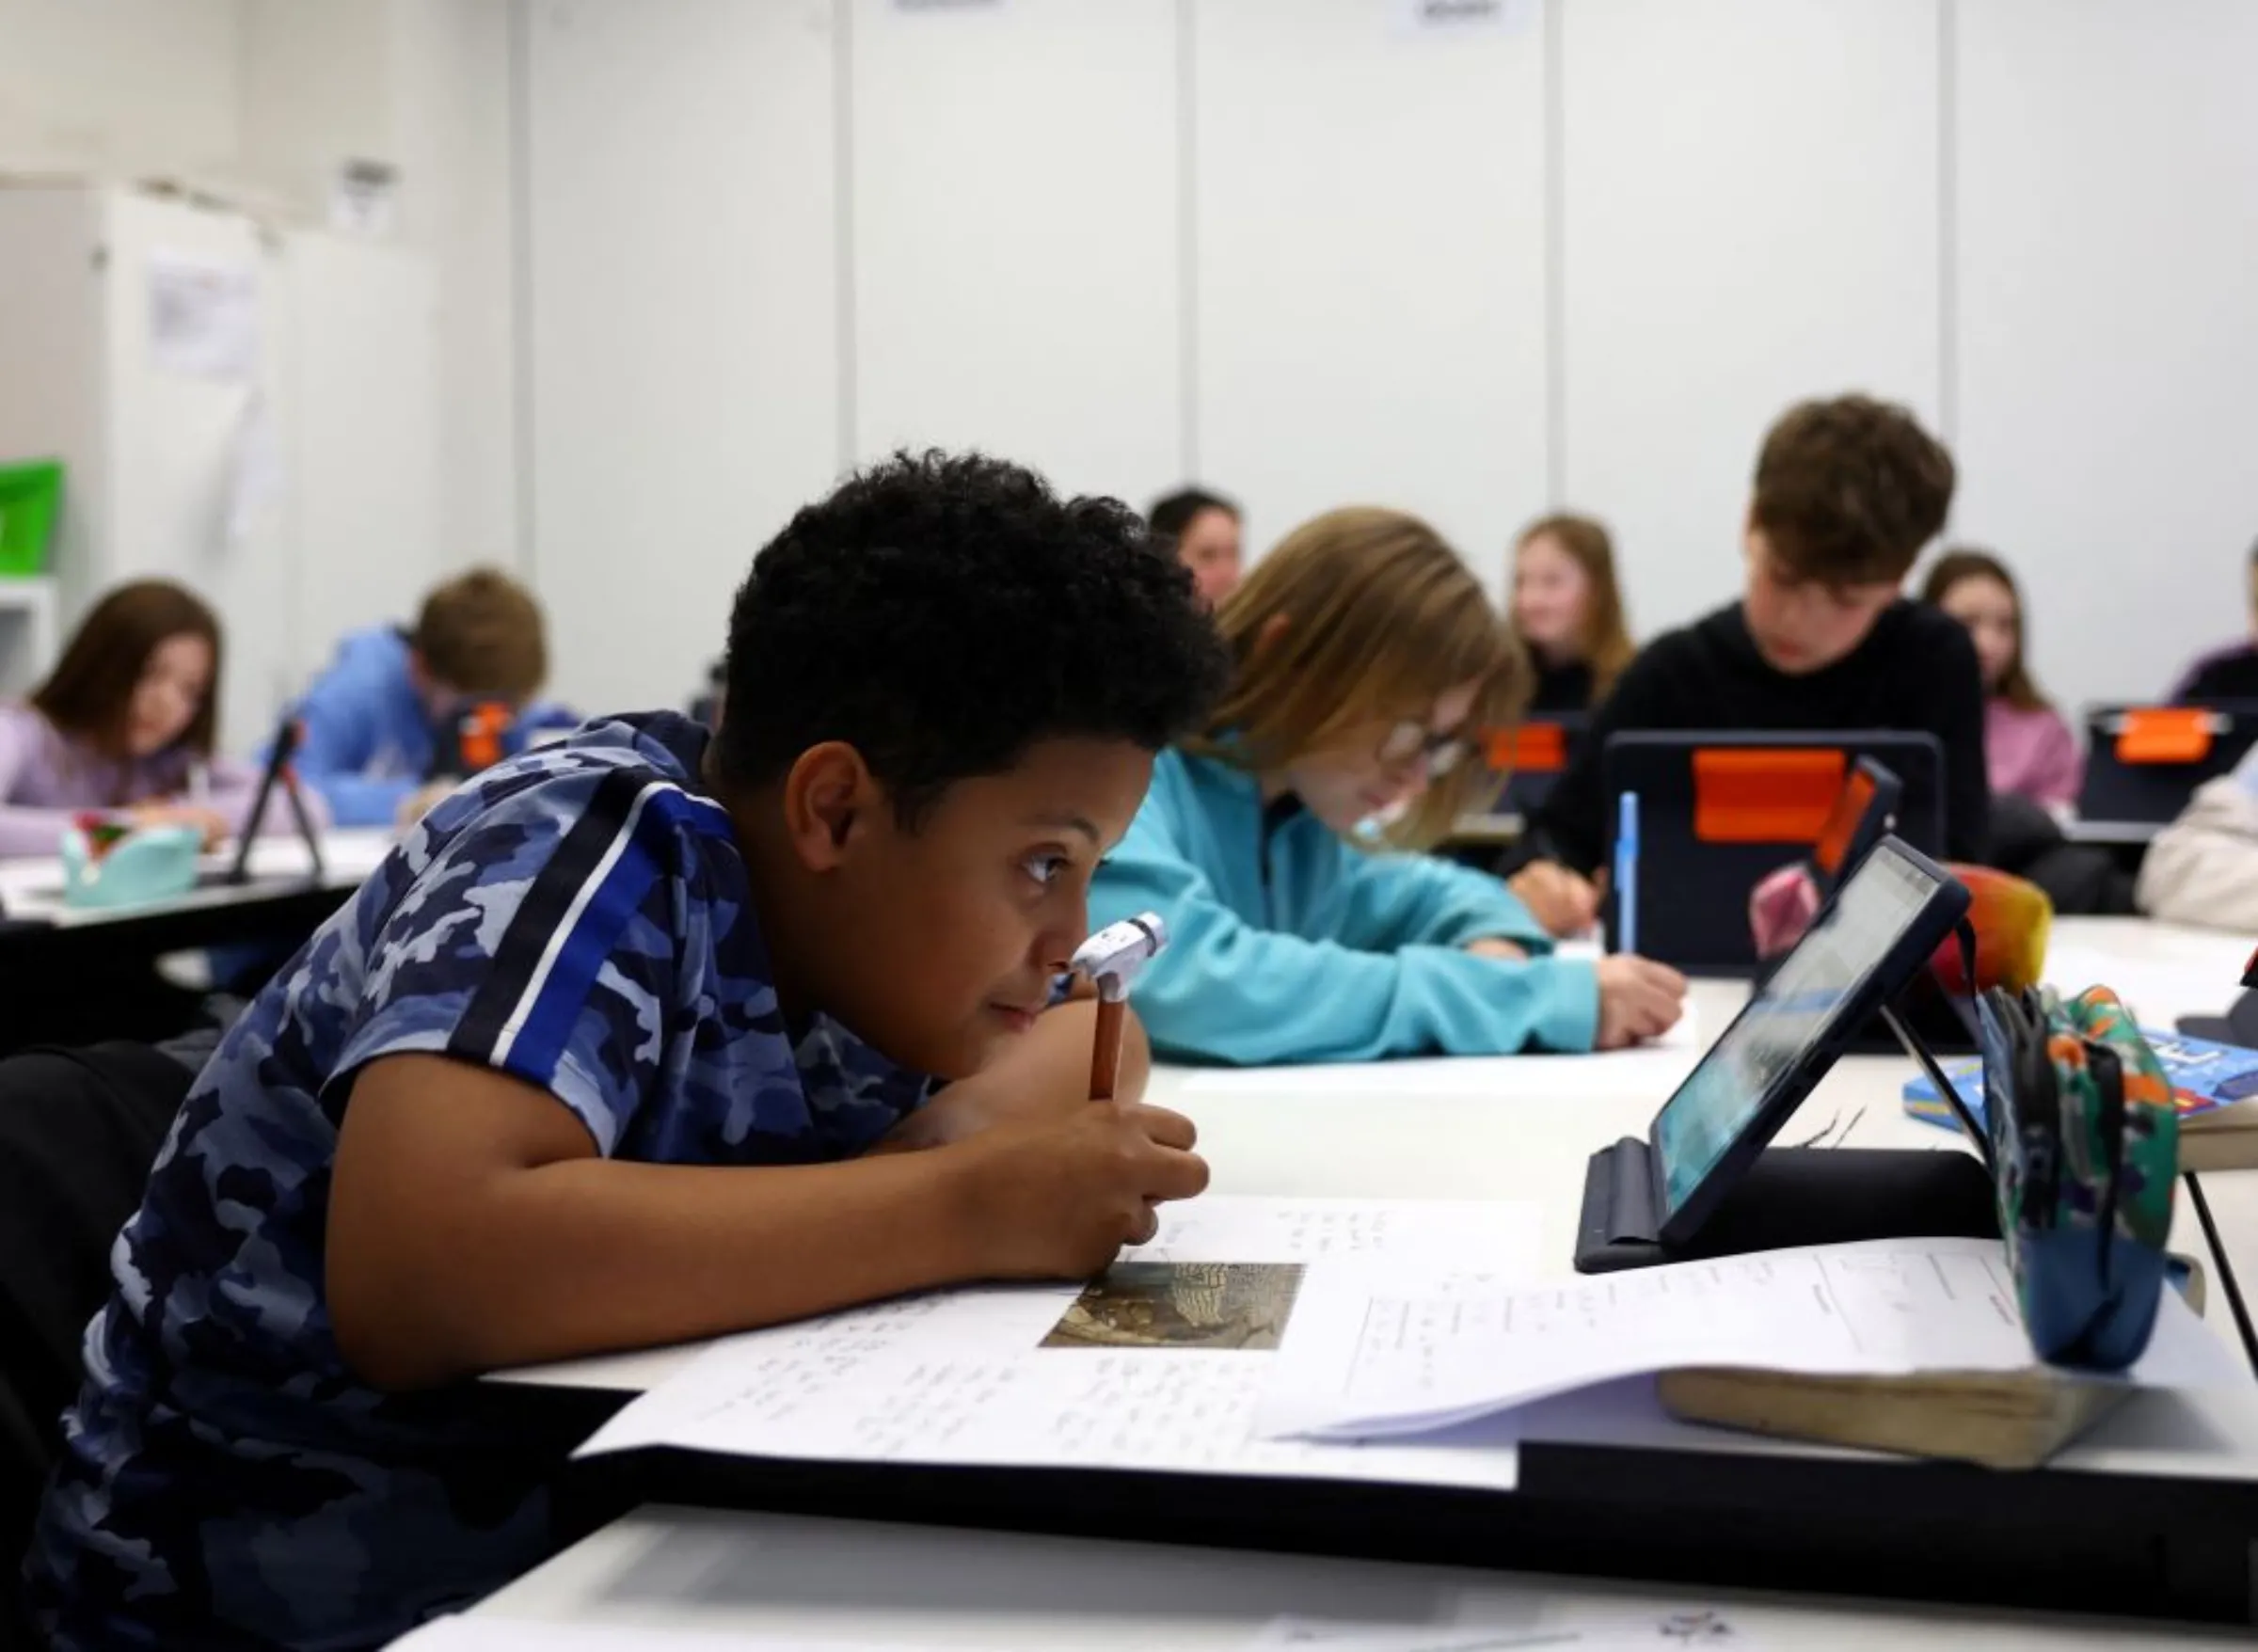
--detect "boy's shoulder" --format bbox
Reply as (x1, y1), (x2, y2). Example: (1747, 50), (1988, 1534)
(430, 711), (725, 843)
(323, 623), (413, 676)
(1612, 602), (1747, 687)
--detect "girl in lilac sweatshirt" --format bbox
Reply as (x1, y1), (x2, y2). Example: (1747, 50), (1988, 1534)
(1921, 548), (2082, 811)
(0, 580), (326, 858)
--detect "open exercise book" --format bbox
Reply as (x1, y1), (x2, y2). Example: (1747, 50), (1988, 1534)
(581, 1211), (2242, 1479)
(578, 1198), (1546, 1491)
(394, 1608), (1761, 1651)
(1252, 1238), (2243, 1443)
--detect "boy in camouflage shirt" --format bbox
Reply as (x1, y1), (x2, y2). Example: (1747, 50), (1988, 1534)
(29, 453), (1227, 1650)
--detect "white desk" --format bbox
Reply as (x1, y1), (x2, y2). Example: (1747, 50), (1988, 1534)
(464, 920), (2258, 1641)
(498, 918), (2258, 1396)
(463, 1504), (2255, 1649)
(2067, 818), (2165, 847)
(0, 826), (393, 929)
(1449, 810), (1523, 847)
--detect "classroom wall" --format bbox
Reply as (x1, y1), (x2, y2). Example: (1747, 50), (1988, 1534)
(0, 0), (520, 676)
(522, 0), (2258, 724)
(0, 0), (245, 180)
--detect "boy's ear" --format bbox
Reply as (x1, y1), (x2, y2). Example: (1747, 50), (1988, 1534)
(780, 741), (881, 870)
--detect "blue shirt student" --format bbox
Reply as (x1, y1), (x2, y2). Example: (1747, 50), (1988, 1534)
(289, 626), (578, 826)
(27, 712), (930, 1650)
(1088, 748), (1598, 1064)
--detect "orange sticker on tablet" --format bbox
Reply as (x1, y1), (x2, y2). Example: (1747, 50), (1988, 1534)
(2115, 707), (2214, 765)
(1811, 768), (1879, 875)
(1691, 748), (1847, 843)
(1486, 722), (1568, 773)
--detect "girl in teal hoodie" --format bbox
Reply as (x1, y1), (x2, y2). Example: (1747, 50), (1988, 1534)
(1089, 507), (1686, 1065)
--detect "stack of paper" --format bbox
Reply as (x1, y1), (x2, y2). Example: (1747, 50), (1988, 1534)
(1251, 1238), (2246, 1443)
(396, 1607), (1757, 1651)
(1249, 1612), (1756, 1650)
(391, 1625), (923, 1651)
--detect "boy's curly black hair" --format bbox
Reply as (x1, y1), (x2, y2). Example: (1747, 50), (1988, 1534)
(715, 451), (1230, 824)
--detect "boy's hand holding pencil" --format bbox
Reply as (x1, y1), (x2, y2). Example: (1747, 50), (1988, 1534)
(950, 1099), (1208, 1278)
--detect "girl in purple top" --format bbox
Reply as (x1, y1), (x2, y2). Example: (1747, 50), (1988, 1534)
(0, 580), (323, 858)
(1921, 549), (2082, 810)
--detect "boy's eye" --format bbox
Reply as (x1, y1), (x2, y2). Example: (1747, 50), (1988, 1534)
(1023, 852), (1070, 887)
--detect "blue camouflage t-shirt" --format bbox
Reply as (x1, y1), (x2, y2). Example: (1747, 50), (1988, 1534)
(28, 711), (931, 1651)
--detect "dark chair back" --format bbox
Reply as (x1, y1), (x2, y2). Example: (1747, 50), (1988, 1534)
(0, 1042), (196, 1643)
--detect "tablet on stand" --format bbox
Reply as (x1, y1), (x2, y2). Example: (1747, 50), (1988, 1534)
(220, 716), (324, 887)
(1577, 836), (1995, 1274)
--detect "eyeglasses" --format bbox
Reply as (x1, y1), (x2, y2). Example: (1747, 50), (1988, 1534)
(1375, 720), (1475, 778)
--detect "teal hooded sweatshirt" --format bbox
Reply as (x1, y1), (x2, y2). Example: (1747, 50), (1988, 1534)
(1089, 749), (1600, 1064)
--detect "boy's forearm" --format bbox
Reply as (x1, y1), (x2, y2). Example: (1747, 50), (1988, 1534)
(332, 1017), (1157, 1389)
(333, 1148), (988, 1390)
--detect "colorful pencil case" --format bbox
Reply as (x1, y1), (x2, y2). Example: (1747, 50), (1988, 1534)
(58, 821), (201, 909)
(1977, 984), (2178, 1371)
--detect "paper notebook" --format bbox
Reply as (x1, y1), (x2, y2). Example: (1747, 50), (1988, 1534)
(1251, 1237), (2244, 1444)
(576, 1197), (1545, 1494)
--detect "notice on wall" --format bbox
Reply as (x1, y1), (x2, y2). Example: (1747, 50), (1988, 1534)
(226, 392), (284, 549)
(149, 250), (260, 382)
(1391, 0), (1537, 37)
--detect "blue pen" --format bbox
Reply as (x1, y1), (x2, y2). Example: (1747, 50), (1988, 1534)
(1614, 791), (1639, 955)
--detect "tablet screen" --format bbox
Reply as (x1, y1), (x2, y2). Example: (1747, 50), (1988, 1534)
(1650, 842), (1944, 1216)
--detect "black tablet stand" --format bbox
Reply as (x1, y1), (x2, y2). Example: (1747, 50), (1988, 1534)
(1575, 923), (1997, 1274)
(224, 715), (326, 887)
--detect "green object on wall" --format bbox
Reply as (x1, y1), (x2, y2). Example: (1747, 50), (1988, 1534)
(0, 457), (64, 576)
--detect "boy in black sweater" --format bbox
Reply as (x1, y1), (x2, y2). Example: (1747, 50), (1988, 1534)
(1510, 394), (1983, 935)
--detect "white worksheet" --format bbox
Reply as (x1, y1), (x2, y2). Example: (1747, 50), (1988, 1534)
(1248, 1606), (1758, 1648)
(391, 1624), (925, 1652)
(577, 1198), (1539, 1491)
(1180, 1005), (1703, 1100)
(1256, 1237), (2247, 1441)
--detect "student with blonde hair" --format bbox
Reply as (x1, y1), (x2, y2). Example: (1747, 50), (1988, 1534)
(1511, 513), (1635, 711)
(1087, 507), (1686, 1065)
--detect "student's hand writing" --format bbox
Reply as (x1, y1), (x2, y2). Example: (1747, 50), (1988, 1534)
(1508, 861), (1600, 939)
(129, 802), (229, 851)
(1593, 954), (1689, 1050)
(954, 1100), (1209, 1279)
(1463, 937), (1529, 961)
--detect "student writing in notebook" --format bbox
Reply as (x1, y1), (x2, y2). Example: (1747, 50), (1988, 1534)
(28, 453), (1228, 1652)
(0, 579), (328, 858)
(288, 567), (578, 829)
(1086, 506), (1686, 1065)
(1510, 394), (1981, 937)
(1511, 513), (1635, 713)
